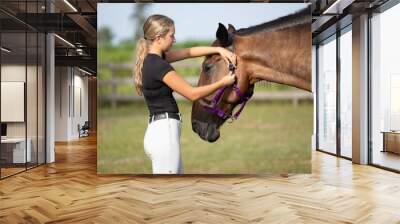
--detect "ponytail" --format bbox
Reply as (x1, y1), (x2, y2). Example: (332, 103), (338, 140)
(134, 14), (174, 96)
(133, 37), (148, 96)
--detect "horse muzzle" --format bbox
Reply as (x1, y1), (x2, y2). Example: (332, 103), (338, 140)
(192, 119), (220, 142)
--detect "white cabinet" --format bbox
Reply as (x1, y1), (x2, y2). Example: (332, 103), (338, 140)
(1, 138), (32, 163)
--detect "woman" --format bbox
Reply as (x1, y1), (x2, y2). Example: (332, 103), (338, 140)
(134, 14), (236, 174)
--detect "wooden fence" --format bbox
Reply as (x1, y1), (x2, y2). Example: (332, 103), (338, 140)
(98, 63), (313, 107)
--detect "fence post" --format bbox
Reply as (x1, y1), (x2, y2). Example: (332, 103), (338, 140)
(293, 96), (299, 107)
(111, 68), (117, 109)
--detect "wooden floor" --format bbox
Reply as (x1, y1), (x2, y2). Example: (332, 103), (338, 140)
(1, 167), (26, 178)
(1, 135), (400, 223)
(373, 151), (400, 171)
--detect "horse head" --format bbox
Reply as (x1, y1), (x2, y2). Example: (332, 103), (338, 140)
(191, 23), (254, 142)
(191, 8), (311, 142)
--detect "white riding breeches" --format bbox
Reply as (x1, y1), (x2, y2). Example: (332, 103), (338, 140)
(143, 114), (183, 174)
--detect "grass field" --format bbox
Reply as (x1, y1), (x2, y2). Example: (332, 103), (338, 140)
(98, 101), (313, 174)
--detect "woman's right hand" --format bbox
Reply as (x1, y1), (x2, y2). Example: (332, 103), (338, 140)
(220, 71), (236, 86)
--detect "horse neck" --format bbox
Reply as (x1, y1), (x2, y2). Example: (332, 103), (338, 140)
(234, 23), (312, 92)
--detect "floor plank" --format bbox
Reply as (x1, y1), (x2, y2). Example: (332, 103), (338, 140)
(0, 135), (399, 223)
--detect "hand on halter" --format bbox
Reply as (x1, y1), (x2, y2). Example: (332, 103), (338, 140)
(218, 47), (237, 66)
(221, 71), (236, 86)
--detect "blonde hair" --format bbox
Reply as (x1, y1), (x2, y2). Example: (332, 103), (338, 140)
(134, 14), (174, 96)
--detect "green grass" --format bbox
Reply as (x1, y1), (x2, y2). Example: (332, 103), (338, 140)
(98, 101), (313, 174)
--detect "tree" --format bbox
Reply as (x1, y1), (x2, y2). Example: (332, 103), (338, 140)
(130, 3), (152, 42)
(98, 26), (114, 47)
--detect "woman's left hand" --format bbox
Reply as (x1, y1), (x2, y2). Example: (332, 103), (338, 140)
(218, 47), (237, 66)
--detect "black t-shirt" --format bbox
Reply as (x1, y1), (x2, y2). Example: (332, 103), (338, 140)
(142, 53), (179, 115)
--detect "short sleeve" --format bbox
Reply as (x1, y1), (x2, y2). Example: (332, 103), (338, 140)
(154, 58), (174, 81)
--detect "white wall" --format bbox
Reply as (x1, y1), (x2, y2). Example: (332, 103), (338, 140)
(1, 65), (28, 138)
(55, 67), (69, 141)
(1, 82), (25, 122)
(72, 73), (89, 138)
(1, 65), (26, 81)
(1, 63), (46, 164)
(1, 66), (25, 124)
(55, 67), (89, 141)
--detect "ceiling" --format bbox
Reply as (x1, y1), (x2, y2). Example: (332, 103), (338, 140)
(0, 0), (394, 75)
(0, 0), (98, 74)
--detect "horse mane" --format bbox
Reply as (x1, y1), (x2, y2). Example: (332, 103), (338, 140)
(236, 7), (310, 36)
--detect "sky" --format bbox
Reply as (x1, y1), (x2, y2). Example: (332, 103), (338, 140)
(98, 3), (308, 44)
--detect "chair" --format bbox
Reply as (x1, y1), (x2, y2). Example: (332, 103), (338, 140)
(79, 121), (90, 138)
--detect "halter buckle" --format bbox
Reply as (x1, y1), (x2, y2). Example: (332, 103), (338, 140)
(202, 63), (250, 123)
(228, 63), (236, 71)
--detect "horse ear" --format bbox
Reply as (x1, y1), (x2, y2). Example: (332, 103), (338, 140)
(228, 24), (236, 34)
(216, 23), (229, 47)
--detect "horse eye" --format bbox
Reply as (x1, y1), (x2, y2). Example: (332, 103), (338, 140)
(203, 63), (212, 73)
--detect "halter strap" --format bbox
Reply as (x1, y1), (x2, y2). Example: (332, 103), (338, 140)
(203, 63), (251, 121)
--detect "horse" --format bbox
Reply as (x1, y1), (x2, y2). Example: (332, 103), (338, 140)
(191, 7), (311, 142)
